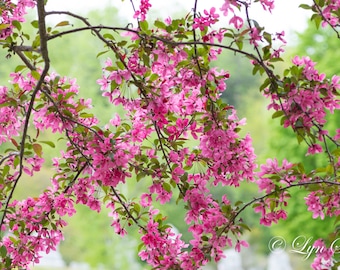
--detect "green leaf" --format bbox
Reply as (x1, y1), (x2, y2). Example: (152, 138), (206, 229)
(332, 148), (340, 157)
(11, 21), (21, 31)
(269, 57), (283, 62)
(311, 14), (322, 29)
(272, 110), (284, 119)
(137, 243), (145, 252)
(0, 246), (7, 257)
(79, 112), (94, 118)
(139, 20), (150, 34)
(15, 65), (27, 73)
(137, 172), (146, 182)
(55, 21), (70, 27)
(162, 182), (171, 193)
(2, 165), (10, 177)
(270, 200), (276, 211)
(148, 73), (159, 82)
(0, 24), (10, 30)
(32, 143), (43, 157)
(297, 162), (305, 174)
(31, 70), (40, 80)
(142, 54), (150, 67)
(263, 32), (272, 44)
(133, 203), (141, 214)
(299, 4), (312, 10)
(62, 109), (73, 118)
(75, 104), (87, 112)
(201, 235), (209, 241)
(234, 200), (244, 206)
(154, 20), (167, 29)
(97, 50), (109, 58)
(239, 223), (251, 232)
(116, 61), (125, 70)
(122, 123), (131, 131)
(31, 20), (39, 28)
(64, 92), (76, 100)
(103, 33), (115, 40)
(5, 257), (12, 268)
(39, 141), (55, 148)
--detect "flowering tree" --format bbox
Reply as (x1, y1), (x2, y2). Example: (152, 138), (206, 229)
(0, 0), (339, 269)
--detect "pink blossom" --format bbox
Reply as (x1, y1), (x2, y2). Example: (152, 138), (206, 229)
(220, 0), (238, 16)
(110, 113), (121, 126)
(307, 144), (323, 156)
(193, 7), (219, 31)
(249, 27), (263, 47)
(334, 129), (340, 140)
(305, 192), (325, 220)
(311, 239), (334, 269)
(229, 15), (243, 29)
(235, 240), (249, 252)
(259, 0), (275, 12)
(140, 193), (152, 207)
(133, 0), (151, 21)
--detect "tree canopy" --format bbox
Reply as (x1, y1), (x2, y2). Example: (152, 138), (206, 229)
(0, 1), (339, 269)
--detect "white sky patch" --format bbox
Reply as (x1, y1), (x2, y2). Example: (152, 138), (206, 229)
(45, 0), (312, 39)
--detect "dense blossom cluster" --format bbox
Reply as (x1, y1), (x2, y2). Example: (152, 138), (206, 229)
(193, 7), (219, 31)
(0, 0), (339, 269)
(0, 0), (35, 39)
(318, 0), (340, 27)
(311, 239), (335, 270)
(265, 56), (340, 155)
(133, 0), (151, 21)
(0, 86), (22, 143)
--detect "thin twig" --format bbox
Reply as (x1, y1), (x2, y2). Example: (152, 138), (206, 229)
(14, 50), (36, 71)
(110, 186), (147, 232)
(217, 177), (340, 241)
(0, 152), (20, 166)
(312, 0), (340, 39)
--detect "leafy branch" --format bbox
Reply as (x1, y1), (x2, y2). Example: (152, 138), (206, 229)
(0, 0), (50, 229)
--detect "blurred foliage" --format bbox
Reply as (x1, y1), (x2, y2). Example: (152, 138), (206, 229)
(59, 204), (144, 269)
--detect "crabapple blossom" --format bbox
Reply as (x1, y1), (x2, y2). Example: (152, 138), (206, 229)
(0, 0), (339, 269)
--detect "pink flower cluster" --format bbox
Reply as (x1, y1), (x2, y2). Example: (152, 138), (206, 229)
(183, 178), (234, 265)
(139, 209), (188, 269)
(193, 7), (219, 31)
(1, 191), (71, 268)
(305, 190), (340, 220)
(318, 0), (340, 27)
(219, 0), (275, 30)
(0, 86), (22, 144)
(1, 0), (339, 269)
(311, 239), (335, 269)
(266, 56), (340, 155)
(95, 26), (257, 268)
(255, 159), (295, 225)
(33, 73), (97, 133)
(133, 0), (152, 21)
(200, 125), (256, 187)
(220, 0), (243, 29)
(0, 0), (35, 39)
(259, 0), (275, 12)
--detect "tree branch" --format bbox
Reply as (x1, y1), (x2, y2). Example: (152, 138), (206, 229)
(219, 178), (340, 239)
(312, 0), (340, 39)
(0, 0), (50, 228)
